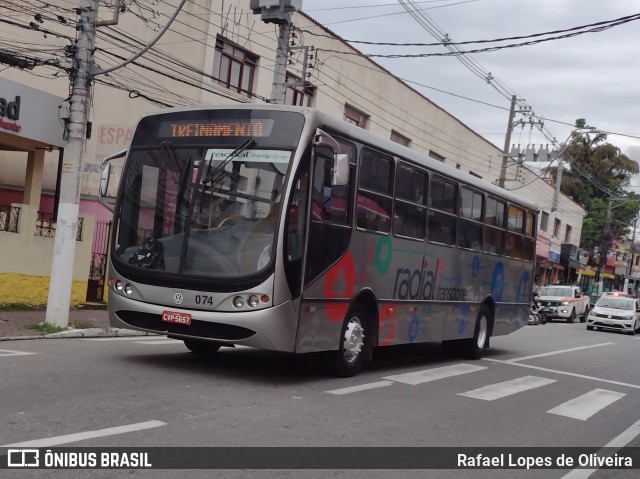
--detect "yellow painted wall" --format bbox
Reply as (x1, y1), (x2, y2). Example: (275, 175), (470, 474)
(0, 273), (87, 307)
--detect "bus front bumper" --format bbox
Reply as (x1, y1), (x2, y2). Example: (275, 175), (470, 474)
(108, 294), (298, 352)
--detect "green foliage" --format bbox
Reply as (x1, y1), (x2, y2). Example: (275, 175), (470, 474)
(546, 124), (640, 252)
(0, 303), (42, 311)
(25, 322), (65, 334)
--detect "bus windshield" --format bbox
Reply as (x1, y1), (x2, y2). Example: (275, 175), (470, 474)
(113, 109), (304, 279)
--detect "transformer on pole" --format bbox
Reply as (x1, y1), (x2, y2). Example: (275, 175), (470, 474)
(250, 1), (303, 104)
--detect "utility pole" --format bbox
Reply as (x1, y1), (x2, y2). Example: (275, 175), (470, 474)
(623, 217), (637, 293)
(498, 95), (517, 188)
(45, 0), (99, 328)
(596, 198), (613, 293)
(250, 1), (302, 105)
(271, 21), (291, 104)
(552, 159), (563, 212)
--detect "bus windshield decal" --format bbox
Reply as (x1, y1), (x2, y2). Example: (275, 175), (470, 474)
(205, 149), (291, 164)
(157, 119), (274, 138)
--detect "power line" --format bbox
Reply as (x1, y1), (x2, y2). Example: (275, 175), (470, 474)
(299, 12), (640, 48)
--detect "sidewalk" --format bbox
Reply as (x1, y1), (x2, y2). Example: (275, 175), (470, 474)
(0, 307), (153, 340)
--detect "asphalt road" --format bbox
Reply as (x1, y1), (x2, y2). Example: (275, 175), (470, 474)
(1, 321), (639, 479)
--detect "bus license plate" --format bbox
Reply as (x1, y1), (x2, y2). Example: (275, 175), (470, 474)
(161, 310), (192, 326)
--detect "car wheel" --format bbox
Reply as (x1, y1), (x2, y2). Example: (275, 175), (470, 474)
(184, 339), (222, 355)
(580, 306), (589, 323)
(332, 305), (368, 378)
(567, 308), (576, 323)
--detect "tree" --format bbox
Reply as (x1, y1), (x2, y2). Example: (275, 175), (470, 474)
(546, 121), (640, 257)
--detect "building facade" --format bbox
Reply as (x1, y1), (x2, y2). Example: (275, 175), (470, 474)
(0, 0), (584, 305)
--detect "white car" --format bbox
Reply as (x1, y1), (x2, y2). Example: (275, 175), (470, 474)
(586, 292), (640, 335)
(538, 285), (590, 323)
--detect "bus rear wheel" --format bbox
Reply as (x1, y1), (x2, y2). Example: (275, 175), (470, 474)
(332, 306), (367, 378)
(183, 339), (222, 355)
(460, 305), (491, 359)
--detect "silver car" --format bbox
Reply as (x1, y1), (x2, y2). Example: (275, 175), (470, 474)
(586, 292), (640, 335)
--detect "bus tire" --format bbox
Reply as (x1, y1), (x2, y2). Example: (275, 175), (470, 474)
(184, 339), (222, 355)
(460, 305), (491, 359)
(332, 305), (367, 378)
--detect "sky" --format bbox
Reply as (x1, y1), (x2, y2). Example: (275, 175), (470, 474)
(301, 0), (640, 187)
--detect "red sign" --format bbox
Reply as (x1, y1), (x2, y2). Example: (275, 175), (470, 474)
(161, 310), (192, 326)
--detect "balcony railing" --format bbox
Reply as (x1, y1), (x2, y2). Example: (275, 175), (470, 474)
(35, 212), (84, 241)
(0, 204), (20, 233)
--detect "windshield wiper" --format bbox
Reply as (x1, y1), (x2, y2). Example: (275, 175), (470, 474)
(201, 138), (256, 186)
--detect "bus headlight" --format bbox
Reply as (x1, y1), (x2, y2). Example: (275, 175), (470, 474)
(115, 280), (123, 292)
(233, 296), (244, 308)
(248, 295), (259, 308)
(124, 284), (133, 295)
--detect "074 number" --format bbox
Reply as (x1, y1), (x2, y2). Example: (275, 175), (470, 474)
(195, 295), (214, 305)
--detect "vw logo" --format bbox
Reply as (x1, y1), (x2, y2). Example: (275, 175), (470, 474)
(173, 292), (184, 305)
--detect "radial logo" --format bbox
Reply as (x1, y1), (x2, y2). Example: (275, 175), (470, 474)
(173, 292), (184, 305)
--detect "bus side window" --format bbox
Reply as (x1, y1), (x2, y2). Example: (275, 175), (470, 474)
(428, 175), (457, 245)
(394, 161), (427, 240)
(356, 147), (393, 233)
(311, 147), (349, 225)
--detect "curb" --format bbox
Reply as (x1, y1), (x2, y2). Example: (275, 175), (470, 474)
(0, 328), (159, 341)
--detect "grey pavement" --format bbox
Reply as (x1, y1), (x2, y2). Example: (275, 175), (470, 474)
(0, 306), (155, 340)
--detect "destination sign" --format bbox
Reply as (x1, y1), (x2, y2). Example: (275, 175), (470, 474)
(158, 119), (274, 138)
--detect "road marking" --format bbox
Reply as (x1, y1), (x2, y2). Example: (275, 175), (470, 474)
(458, 376), (556, 400)
(486, 358), (640, 390)
(1, 420), (166, 448)
(134, 339), (182, 345)
(83, 336), (163, 342)
(326, 381), (394, 395)
(561, 418), (640, 479)
(504, 343), (613, 363)
(382, 363), (487, 385)
(547, 389), (626, 420)
(0, 349), (37, 357)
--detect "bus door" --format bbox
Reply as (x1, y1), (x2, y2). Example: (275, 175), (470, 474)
(304, 130), (352, 287)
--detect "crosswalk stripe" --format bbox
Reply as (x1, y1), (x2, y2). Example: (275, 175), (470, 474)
(547, 389), (626, 420)
(326, 381), (394, 395)
(0, 349), (37, 357)
(383, 363), (487, 385)
(458, 376), (556, 400)
(83, 336), (163, 341)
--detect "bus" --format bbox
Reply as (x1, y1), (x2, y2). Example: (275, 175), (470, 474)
(98, 104), (537, 377)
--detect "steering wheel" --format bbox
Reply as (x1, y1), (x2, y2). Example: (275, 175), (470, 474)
(129, 237), (164, 269)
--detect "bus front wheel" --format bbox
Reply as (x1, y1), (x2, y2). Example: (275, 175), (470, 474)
(332, 306), (367, 378)
(183, 339), (222, 355)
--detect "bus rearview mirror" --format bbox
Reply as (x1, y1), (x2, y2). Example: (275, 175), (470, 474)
(332, 153), (349, 186)
(99, 163), (111, 197)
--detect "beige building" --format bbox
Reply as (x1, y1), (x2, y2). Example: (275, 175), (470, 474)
(0, 0), (583, 305)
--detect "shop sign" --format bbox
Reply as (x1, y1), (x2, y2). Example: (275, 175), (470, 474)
(0, 76), (64, 147)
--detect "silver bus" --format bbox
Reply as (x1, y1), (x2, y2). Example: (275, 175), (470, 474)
(99, 104), (537, 377)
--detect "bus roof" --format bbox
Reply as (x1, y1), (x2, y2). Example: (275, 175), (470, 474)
(139, 103), (538, 212)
